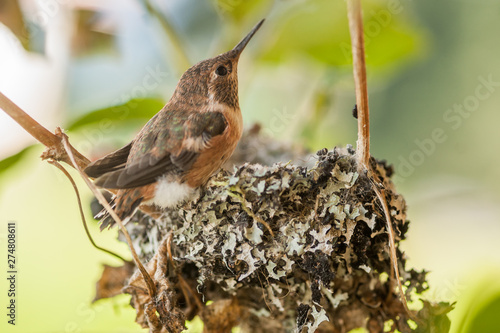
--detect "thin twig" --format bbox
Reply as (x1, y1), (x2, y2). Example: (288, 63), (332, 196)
(59, 129), (157, 299)
(347, 0), (370, 172)
(372, 182), (419, 323)
(48, 159), (127, 262)
(0, 92), (59, 147)
(0, 91), (90, 169)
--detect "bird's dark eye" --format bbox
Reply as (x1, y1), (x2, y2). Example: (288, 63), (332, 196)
(215, 65), (228, 76)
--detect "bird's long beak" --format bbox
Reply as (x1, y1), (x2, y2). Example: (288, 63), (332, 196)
(232, 19), (265, 56)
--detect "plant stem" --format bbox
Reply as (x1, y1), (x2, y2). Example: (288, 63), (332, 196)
(49, 159), (127, 263)
(0, 91), (59, 148)
(0, 91), (90, 169)
(347, 0), (370, 172)
(346, 0), (420, 323)
(60, 131), (157, 299)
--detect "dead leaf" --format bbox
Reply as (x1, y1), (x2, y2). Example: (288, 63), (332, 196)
(94, 261), (135, 302)
(123, 235), (186, 332)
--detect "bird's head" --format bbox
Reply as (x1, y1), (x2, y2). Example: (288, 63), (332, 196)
(172, 19), (264, 110)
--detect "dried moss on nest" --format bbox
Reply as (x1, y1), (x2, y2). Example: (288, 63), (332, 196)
(96, 128), (453, 333)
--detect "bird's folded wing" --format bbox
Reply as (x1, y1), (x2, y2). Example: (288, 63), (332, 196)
(84, 142), (133, 178)
(89, 110), (227, 189)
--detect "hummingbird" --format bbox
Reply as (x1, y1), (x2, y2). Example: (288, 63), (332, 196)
(84, 19), (264, 228)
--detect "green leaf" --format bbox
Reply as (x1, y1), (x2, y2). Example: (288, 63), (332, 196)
(464, 293), (500, 333)
(415, 300), (455, 333)
(67, 98), (165, 131)
(0, 145), (35, 174)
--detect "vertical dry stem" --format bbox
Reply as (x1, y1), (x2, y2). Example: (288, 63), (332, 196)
(346, 0), (418, 322)
(347, 0), (370, 172)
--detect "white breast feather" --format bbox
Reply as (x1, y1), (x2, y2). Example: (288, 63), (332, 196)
(148, 176), (195, 208)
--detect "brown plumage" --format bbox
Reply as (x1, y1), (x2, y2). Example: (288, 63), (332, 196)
(84, 20), (264, 228)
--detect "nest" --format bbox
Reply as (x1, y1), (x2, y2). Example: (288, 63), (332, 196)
(95, 126), (453, 333)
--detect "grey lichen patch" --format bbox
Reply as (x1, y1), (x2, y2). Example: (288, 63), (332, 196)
(120, 137), (452, 333)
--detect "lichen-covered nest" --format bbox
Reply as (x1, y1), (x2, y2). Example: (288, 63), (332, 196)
(95, 126), (453, 333)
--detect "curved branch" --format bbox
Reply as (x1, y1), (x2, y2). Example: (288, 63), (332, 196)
(59, 131), (157, 299)
(48, 159), (127, 262)
(0, 91), (59, 148)
(0, 91), (90, 169)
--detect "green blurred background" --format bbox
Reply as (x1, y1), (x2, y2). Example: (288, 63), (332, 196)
(1, 0), (499, 332)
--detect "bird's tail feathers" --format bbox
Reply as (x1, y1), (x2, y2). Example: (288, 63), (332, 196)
(97, 192), (143, 230)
